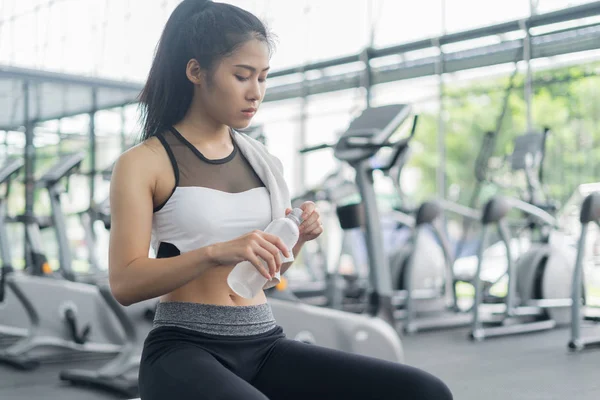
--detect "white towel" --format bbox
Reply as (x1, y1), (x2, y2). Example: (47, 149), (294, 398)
(232, 130), (295, 266)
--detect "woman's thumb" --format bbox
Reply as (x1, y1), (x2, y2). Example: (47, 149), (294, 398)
(285, 208), (292, 215)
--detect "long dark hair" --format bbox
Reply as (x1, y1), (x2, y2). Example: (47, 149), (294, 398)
(138, 0), (275, 141)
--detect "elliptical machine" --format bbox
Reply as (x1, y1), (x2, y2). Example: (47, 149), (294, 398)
(375, 121), (472, 333)
(469, 130), (576, 340)
(470, 195), (575, 340)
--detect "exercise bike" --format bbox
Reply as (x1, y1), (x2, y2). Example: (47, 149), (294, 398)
(299, 107), (473, 334)
(265, 105), (439, 359)
(0, 156), (127, 371)
(36, 152), (155, 397)
(0, 153), (152, 398)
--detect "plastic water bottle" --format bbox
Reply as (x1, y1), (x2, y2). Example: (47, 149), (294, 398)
(227, 208), (303, 298)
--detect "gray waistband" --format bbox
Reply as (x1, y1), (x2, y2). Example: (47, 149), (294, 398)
(152, 301), (277, 336)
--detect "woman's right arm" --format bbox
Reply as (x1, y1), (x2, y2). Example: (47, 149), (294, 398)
(108, 144), (291, 307)
(108, 145), (218, 306)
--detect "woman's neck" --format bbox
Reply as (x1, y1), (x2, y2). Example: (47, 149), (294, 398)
(175, 114), (231, 147)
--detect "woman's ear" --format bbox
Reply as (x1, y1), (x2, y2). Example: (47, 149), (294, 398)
(186, 59), (204, 85)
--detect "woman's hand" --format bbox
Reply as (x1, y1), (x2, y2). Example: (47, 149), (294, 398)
(209, 231), (290, 279)
(287, 201), (323, 243)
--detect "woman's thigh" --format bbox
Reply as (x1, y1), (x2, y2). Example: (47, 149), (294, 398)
(139, 345), (269, 400)
(252, 339), (453, 400)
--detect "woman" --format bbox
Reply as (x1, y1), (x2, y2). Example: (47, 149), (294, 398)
(109, 1), (454, 399)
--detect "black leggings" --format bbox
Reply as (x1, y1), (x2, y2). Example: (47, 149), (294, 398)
(139, 325), (452, 400)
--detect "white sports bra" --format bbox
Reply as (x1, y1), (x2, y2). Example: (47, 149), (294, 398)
(150, 127), (272, 258)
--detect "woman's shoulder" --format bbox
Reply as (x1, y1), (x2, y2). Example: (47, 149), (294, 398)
(113, 136), (169, 179)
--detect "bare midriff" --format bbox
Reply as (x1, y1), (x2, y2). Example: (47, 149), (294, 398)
(161, 264), (268, 306)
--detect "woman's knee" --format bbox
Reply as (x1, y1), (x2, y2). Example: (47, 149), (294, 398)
(401, 366), (453, 400)
(425, 374), (453, 400)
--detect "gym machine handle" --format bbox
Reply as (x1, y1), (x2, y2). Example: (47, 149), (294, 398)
(298, 143), (333, 154)
(298, 138), (401, 153)
(298, 114), (418, 161)
(378, 115), (419, 173)
(343, 115), (418, 151)
(344, 136), (395, 149)
(297, 133), (397, 154)
(36, 151), (85, 188)
(0, 158), (24, 185)
(436, 198), (481, 222)
(505, 197), (559, 229)
(63, 308), (91, 345)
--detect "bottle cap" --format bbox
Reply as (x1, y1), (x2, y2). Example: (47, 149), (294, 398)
(288, 208), (304, 224)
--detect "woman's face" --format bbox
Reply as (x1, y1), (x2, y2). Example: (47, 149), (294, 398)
(195, 38), (270, 130)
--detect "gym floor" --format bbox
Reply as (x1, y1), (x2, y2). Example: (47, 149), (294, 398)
(402, 325), (600, 400)
(1, 324), (598, 400)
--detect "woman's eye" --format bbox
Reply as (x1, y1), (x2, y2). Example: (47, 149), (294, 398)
(236, 75), (249, 82)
